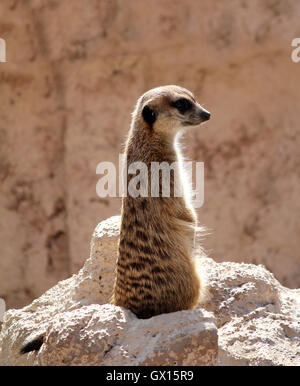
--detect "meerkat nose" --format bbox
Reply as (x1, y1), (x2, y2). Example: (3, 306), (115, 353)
(200, 110), (211, 121)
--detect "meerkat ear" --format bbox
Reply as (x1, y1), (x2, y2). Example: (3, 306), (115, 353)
(142, 104), (157, 128)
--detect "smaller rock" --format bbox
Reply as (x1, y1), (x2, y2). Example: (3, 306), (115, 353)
(37, 305), (217, 366)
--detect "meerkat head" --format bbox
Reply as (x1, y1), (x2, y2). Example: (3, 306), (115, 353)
(133, 85), (210, 139)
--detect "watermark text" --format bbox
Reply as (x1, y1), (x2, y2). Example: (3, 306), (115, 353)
(291, 38), (300, 63)
(0, 38), (6, 62)
(96, 155), (204, 208)
(0, 298), (6, 322)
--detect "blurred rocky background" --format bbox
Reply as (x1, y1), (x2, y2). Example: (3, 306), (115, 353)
(0, 0), (299, 309)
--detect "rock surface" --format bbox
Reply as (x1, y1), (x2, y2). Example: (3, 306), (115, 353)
(202, 259), (300, 365)
(0, 216), (299, 366)
(1, 0), (300, 310)
(38, 305), (217, 366)
(0, 216), (217, 366)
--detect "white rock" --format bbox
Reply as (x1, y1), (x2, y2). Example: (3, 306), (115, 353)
(0, 216), (217, 366)
(0, 216), (299, 366)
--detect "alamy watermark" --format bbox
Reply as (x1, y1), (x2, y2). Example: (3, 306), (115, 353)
(0, 38), (6, 62)
(96, 154), (205, 208)
(291, 38), (300, 63)
(0, 298), (6, 322)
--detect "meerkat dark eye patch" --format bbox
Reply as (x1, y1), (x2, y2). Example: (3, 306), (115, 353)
(142, 105), (157, 128)
(171, 98), (192, 114)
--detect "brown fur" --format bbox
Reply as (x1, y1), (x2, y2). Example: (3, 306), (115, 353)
(112, 85), (210, 318)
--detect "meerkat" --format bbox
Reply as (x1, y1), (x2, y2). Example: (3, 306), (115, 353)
(112, 85), (210, 319)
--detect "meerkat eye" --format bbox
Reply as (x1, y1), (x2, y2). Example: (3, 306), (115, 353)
(171, 98), (192, 114)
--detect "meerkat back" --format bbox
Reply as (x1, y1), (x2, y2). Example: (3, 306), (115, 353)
(112, 85), (210, 319)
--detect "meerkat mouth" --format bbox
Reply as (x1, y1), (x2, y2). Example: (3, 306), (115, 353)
(182, 119), (207, 126)
(182, 121), (198, 126)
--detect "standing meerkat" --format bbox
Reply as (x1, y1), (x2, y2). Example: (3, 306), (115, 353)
(112, 85), (211, 319)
